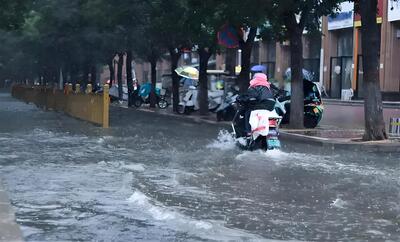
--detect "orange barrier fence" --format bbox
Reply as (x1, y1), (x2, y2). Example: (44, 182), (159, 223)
(11, 84), (109, 128)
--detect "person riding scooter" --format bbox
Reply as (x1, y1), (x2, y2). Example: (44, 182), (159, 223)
(236, 73), (276, 135)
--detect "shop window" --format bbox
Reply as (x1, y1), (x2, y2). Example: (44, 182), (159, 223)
(337, 29), (353, 56)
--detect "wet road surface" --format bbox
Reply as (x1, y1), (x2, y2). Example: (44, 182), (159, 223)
(0, 92), (400, 241)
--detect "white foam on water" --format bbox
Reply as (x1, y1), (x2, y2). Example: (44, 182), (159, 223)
(0, 154), (19, 159)
(236, 149), (396, 180)
(118, 172), (134, 195)
(127, 191), (149, 206)
(207, 130), (236, 151)
(263, 149), (291, 160)
(122, 163), (146, 172)
(330, 198), (348, 209)
(366, 230), (384, 235)
(374, 219), (394, 226)
(235, 149), (290, 163)
(127, 190), (269, 241)
(140, 168), (217, 201)
(21, 204), (64, 210)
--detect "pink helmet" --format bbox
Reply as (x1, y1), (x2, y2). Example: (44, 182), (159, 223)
(249, 73), (270, 88)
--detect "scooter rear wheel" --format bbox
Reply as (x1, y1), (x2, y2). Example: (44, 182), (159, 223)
(177, 105), (186, 114)
(158, 99), (168, 109)
(133, 98), (143, 107)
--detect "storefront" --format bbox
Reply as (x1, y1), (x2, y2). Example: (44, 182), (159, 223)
(323, 2), (355, 99)
(381, 0), (400, 100)
(322, 0), (400, 100)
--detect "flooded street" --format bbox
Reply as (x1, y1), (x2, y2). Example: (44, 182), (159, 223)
(1, 92), (400, 241)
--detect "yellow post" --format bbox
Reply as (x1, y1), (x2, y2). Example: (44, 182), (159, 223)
(102, 84), (110, 128)
(75, 84), (80, 94)
(352, 28), (359, 91)
(86, 84), (92, 94)
(67, 83), (73, 94)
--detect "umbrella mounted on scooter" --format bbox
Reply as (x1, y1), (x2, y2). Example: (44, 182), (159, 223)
(174, 66), (199, 80)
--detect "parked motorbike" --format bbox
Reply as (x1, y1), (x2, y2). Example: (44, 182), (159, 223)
(107, 84), (128, 103)
(177, 86), (224, 114)
(232, 98), (282, 151)
(216, 89), (239, 122)
(279, 79), (324, 128)
(133, 83), (168, 109)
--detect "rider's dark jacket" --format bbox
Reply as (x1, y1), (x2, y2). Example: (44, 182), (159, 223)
(237, 86), (275, 111)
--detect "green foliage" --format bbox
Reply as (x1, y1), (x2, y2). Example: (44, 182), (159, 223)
(0, 0), (347, 85)
(0, 0), (31, 31)
(266, 0), (344, 38)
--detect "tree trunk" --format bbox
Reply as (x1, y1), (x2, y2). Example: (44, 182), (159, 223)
(126, 50), (133, 107)
(198, 47), (212, 116)
(117, 53), (124, 101)
(149, 58), (157, 108)
(83, 63), (90, 86)
(360, 0), (387, 140)
(43, 66), (51, 85)
(108, 59), (114, 88)
(285, 14), (305, 129)
(69, 63), (78, 87)
(238, 27), (257, 93)
(169, 48), (182, 113)
(90, 65), (97, 87)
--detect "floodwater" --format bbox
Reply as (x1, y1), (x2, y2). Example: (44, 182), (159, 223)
(0, 92), (399, 241)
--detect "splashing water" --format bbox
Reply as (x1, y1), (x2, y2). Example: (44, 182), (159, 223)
(126, 190), (266, 241)
(331, 198), (348, 209)
(207, 129), (236, 150)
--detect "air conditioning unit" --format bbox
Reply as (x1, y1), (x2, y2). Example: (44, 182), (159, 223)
(396, 29), (400, 39)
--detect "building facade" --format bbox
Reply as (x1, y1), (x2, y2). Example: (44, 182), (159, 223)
(322, 0), (400, 100)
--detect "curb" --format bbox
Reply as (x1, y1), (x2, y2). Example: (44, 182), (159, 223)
(125, 105), (225, 125)
(0, 180), (24, 242)
(323, 99), (400, 109)
(280, 131), (400, 153)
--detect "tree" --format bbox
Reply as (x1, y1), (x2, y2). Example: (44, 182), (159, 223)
(356, 0), (388, 140)
(218, 0), (268, 92)
(148, 0), (190, 113)
(266, 0), (343, 129)
(186, 0), (225, 115)
(129, 1), (167, 108)
(237, 27), (258, 92)
(0, 0), (30, 31)
(83, 0), (140, 95)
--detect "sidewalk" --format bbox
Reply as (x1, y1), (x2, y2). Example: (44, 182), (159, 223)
(0, 180), (24, 242)
(114, 103), (400, 153)
(321, 99), (400, 130)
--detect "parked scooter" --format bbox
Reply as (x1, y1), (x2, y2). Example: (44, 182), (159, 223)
(216, 88), (239, 121)
(177, 86), (224, 114)
(208, 89), (224, 111)
(133, 83), (168, 109)
(279, 79), (324, 128)
(232, 98), (282, 151)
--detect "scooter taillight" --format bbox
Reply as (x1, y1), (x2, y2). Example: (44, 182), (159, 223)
(269, 119), (278, 126)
